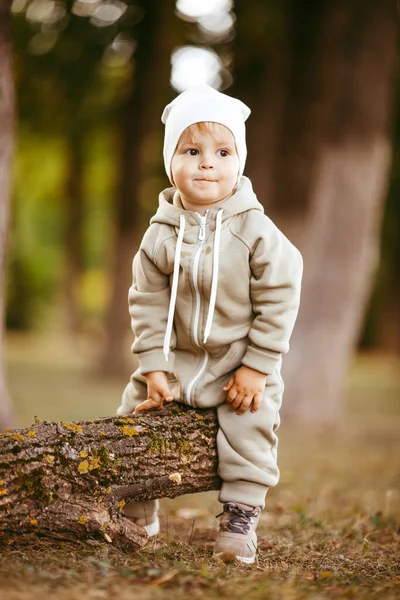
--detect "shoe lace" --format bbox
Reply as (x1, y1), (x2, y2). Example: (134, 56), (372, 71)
(216, 502), (260, 535)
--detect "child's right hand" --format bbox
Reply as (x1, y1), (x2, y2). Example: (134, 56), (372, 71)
(134, 371), (174, 413)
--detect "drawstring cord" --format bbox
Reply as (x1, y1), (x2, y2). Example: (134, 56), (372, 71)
(163, 214), (185, 362)
(203, 208), (223, 343)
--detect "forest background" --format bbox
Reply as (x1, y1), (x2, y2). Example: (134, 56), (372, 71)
(2, 0), (399, 427)
(0, 1), (399, 598)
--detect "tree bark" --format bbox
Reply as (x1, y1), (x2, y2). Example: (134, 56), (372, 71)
(0, 0), (17, 430)
(0, 404), (220, 547)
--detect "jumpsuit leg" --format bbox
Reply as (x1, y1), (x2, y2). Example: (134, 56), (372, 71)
(216, 369), (283, 509)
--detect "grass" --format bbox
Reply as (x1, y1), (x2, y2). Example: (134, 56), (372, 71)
(1, 333), (400, 599)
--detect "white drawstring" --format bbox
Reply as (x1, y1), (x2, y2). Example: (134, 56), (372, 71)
(203, 209), (223, 343)
(163, 214), (185, 361)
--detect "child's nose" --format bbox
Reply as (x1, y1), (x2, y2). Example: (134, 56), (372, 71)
(199, 156), (215, 169)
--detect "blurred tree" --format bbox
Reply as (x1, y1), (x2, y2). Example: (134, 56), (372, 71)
(233, 0), (399, 424)
(98, 0), (182, 374)
(11, 0), (182, 360)
(362, 93), (400, 355)
(11, 1), (114, 332)
(63, 120), (85, 332)
(373, 186), (400, 354)
(0, 0), (17, 428)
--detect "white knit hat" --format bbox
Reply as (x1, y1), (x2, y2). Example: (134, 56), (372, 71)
(161, 84), (251, 184)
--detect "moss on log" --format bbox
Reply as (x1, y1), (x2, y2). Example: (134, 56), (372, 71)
(0, 403), (221, 548)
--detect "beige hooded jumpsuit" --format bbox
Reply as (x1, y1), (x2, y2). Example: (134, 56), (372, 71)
(118, 177), (303, 508)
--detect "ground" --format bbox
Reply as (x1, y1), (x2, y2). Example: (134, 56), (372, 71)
(1, 333), (399, 599)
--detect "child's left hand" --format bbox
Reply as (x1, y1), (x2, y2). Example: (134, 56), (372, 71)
(223, 365), (267, 415)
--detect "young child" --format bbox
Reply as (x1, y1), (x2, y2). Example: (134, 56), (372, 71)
(117, 84), (303, 564)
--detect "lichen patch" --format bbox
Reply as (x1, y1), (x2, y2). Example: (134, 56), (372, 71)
(78, 460), (89, 474)
(61, 422), (83, 434)
(78, 455), (101, 474)
(121, 426), (139, 437)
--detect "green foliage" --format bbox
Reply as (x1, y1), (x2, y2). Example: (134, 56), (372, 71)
(7, 135), (64, 328)
(8, 0), (400, 350)
(6, 126), (117, 328)
(8, 0), (134, 330)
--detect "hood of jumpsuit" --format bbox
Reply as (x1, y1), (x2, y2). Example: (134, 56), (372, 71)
(148, 176), (265, 362)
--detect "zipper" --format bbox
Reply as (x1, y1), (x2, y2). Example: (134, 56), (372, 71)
(198, 214), (206, 241)
(186, 212), (209, 405)
(186, 352), (209, 406)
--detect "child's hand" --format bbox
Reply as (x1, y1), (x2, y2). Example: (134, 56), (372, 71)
(134, 371), (174, 413)
(223, 365), (267, 415)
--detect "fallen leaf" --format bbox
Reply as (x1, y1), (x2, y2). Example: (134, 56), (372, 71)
(150, 569), (178, 586)
(320, 571), (334, 579)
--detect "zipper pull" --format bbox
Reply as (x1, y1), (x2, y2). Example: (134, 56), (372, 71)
(198, 216), (206, 241)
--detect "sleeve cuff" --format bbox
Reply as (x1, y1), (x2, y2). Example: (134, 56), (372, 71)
(241, 346), (281, 375)
(137, 349), (176, 374)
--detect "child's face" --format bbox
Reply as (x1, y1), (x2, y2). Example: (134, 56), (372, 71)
(170, 123), (239, 211)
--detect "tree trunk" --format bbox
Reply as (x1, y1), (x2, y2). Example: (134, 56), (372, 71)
(234, 0), (399, 424)
(99, 0), (180, 375)
(0, 404), (220, 547)
(368, 157), (400, 355)
(63, 122), (84, 334)
(282, 0), (398, 424)
(375, 284), (400, 354)
(0, 0), (17, 430)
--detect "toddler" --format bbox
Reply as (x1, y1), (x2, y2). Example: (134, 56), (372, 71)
(117, 85), (303, 564)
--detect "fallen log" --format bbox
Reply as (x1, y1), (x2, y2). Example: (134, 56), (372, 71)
(0, 403), (221, 548)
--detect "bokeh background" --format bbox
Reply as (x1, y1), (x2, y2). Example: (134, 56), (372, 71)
(2, 0), (399, 429)
(0, 2), (399, 597)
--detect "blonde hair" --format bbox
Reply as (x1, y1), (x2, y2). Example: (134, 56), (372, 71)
(176, 122), (236, 148)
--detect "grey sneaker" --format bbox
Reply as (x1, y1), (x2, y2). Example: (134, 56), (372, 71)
(123, 499), (160, 537)
(214, 502), (261, 564)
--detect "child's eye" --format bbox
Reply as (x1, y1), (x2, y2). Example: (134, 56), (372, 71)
(217, 149), (229, 157)
(185, 148), (198, 156)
